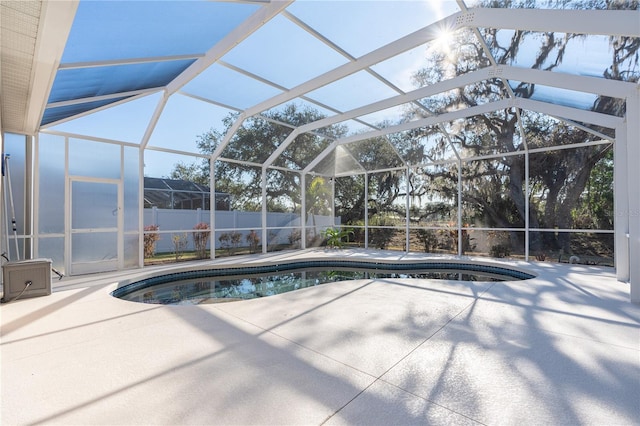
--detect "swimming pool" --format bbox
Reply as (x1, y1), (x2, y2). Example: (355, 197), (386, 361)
(112, 260), (535, 305)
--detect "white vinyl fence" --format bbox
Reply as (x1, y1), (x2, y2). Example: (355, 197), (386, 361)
(144, 208), (337, 253)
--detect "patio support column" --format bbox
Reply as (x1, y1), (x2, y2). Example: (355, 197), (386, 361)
(261, 166), (267, 254)
(614, 123), (629, 284)
(331, 176), (336, 228)
(457, 159), (463, 256)
(524, 149), (530, 261)
(364, 173), (369, 249)
(405, 167), (410, 253)
(625, 89), (640, 303)
(138, 147), (145, 268)
(210, 156), (215, 259)
(301, 173), (306, 249)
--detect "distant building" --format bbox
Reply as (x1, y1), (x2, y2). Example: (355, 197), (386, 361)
(144, 177), (230, 210)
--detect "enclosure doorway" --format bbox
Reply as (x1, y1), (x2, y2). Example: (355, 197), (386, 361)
(68, 178), (123, 275)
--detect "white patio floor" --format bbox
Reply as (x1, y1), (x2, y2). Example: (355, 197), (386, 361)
(2, 249), (639, 425)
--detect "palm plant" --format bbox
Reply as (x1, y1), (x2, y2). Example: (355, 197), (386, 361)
(322, 227), (354, 249)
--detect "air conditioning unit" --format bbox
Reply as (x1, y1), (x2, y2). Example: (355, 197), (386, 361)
(2, 259), (52, 302)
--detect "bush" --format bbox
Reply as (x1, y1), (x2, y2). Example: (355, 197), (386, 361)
(288, 229), (301, 246)
(219, 231), (242, 256)
(144, 225), (160, 258)
(441, 223), (476, 254)
(490, 243), (511, 258)
(172, 233), (188, 261)
(488, 231), (510, 258)
(416, 229), (438, 252)
(368, 214), (398, 250)
(306, 233), (324, 248)
(246, 230), (260, 253)
(219, 232), (232, 255)
(192, 222), (211, 259)
(321, 227), (354, 249)
(230, 231), (242, 251)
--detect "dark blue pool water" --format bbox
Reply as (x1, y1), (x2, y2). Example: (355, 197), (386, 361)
(112, 261), (534, 305)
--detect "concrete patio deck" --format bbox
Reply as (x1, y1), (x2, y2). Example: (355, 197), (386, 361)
(2, 249), (639, 425)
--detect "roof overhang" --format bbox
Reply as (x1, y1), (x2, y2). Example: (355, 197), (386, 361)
(0, 1), (78, 135)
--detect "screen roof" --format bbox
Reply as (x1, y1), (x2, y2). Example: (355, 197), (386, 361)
(4, 0), (638, 176)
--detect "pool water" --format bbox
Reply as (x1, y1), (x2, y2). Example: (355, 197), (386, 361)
(114, 266), (529, 305)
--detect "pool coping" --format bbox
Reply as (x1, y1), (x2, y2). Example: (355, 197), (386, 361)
(112, 252), (538, 299)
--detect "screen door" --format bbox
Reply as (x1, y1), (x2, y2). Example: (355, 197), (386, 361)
(69, 179), (121, 275)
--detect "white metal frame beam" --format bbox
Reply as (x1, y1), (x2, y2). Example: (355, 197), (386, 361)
(58, 54), (204, 70)
(304, 95), (623, 174)
(46, 88), (162, 109)
(139, 1), (293, 149)
(264, 65), (633, 168)
(42, 90), (163, 130)
(234, 7), (637, 170)
(166, 1), (293, 96)
(469, 8), (639, 37)
(515, 98), (623, 129)
(304, 100), (510, 173)
(230, 7), (639, 128)
(214, 12), (465, 159)
(498, 66), (634, 99)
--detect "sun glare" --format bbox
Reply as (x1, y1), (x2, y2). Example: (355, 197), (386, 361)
(434, 28), (455, 55)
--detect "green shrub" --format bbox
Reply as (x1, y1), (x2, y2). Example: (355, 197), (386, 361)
(321, 227), (354, 249)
